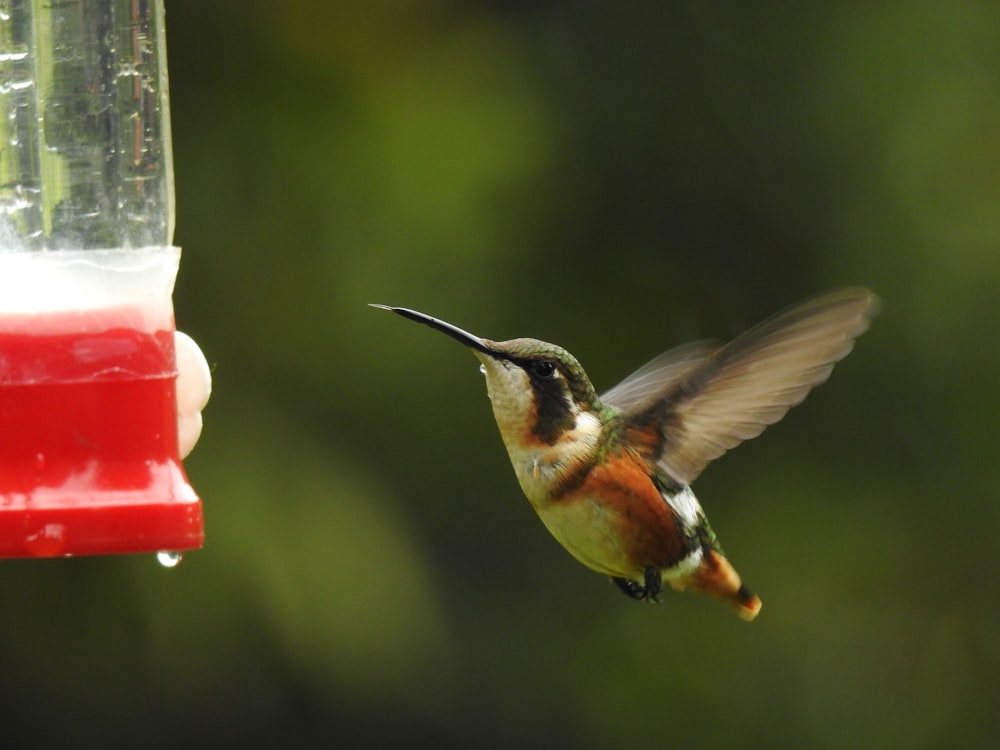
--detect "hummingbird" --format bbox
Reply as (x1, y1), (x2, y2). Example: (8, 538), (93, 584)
(372, 289), (878, 620)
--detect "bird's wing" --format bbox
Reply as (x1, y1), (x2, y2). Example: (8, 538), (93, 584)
(611, 288), (880, 485)
(600, 340), (719, 413)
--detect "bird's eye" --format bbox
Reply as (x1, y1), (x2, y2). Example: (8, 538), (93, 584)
(531, 360), (557, 380)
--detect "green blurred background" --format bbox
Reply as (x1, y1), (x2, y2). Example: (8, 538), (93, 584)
(3, 1), (999, 747)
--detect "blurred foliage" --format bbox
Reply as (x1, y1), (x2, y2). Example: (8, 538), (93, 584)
(3, 0), (1000, 747)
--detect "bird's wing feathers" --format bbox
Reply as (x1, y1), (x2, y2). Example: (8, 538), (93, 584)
(600, 340), (719, 412)
(604, 288), (880, 485)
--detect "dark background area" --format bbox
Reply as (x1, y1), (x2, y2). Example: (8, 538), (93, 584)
(3, 1), (999, 748)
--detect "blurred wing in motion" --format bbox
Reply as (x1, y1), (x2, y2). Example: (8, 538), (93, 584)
(604, 288), (880, 485)
(600, 340), (719, 412)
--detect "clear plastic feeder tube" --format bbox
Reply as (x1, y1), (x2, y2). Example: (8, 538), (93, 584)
(0, 0), (174, 249)
(0, 0), (202, 558)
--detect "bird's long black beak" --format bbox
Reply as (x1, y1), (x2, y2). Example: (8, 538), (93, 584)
(370, 304), (496, 357)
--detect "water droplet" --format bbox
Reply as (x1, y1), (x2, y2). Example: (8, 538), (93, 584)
(479, 364), (486, 375)
(156, 550), (183, 568)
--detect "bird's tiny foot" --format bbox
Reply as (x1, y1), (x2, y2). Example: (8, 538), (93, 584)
(612, 576), (646, 600)
(611, 566), (662, 603)
(643, 566), (662, 602)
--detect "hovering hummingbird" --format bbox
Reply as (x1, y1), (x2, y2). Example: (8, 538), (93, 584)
(372, 289), (878, 620)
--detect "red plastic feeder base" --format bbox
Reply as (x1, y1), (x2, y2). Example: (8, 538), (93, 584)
(0, 501), (204, 557)
(0, 303), (205, 559)
(0, 465), (203, 558)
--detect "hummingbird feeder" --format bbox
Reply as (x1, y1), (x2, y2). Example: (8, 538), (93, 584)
(0, 0), (203, 557)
